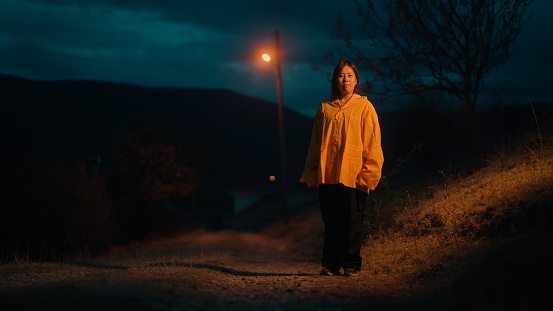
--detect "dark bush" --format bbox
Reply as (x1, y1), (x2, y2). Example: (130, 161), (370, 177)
(0, 154), (114, 261)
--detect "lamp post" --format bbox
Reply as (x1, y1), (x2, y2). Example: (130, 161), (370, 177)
(262, 30), (289, 225)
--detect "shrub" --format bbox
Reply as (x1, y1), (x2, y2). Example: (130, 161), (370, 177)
(0, 154), (114, 261)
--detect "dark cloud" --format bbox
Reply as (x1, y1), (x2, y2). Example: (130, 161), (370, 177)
(1, 0), (551, 117)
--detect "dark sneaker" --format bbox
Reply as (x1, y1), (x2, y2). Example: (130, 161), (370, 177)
(319, 267), (341, 276)
(344, 268), (360, 277)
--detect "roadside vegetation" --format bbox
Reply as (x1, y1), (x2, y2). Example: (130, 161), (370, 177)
(363, 134), (551, 302)
(0, 121), (203, 262)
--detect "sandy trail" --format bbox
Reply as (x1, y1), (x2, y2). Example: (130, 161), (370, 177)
(0, 216), (414, 310)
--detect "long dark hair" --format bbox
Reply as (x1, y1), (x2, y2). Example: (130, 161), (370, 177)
(330, 60), (360, 99)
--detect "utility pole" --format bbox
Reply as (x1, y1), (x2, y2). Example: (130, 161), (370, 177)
(274, 30), (289, 225)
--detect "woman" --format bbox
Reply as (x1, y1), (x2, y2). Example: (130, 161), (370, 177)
(301, 60), (384, 277)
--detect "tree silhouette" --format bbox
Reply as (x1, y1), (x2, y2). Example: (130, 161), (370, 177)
(325, 0), (533, 122)
(115, 122), (201, 203)
(107, 121), (203, 239)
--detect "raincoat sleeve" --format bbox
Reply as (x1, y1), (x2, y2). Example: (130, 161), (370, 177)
(301, 106), (323, 188)
(356, 103), (384, 191)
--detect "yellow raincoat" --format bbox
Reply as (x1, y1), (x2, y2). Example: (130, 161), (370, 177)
(302, 94), (384, 193)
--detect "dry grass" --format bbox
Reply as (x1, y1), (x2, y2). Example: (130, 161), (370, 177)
(358, 136), (553, 300)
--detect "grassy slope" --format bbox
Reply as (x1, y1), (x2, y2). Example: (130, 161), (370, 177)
(367, 148), (552, 306)
(389, 132), (553, 305)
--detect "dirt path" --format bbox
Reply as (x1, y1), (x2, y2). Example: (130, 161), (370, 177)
(0, 219), (419, 310)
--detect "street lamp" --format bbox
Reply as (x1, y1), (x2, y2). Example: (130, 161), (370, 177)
(262, 30), (289, 225)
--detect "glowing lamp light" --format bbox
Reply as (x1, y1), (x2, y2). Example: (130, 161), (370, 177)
(262, 53), (271, 62)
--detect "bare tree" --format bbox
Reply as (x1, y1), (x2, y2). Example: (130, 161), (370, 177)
(326, 0), (533, 121)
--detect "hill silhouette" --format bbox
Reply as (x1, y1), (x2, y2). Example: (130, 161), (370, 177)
(1, 73), (551, 192)
(0, 74), (315, 192)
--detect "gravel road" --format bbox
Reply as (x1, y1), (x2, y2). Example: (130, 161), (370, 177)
(0, 224), (427, 311)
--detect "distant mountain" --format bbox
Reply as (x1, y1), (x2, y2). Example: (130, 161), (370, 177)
(1, 73), (550, 193)
(0, 74), (314, 191)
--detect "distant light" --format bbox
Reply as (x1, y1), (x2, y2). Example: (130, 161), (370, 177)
(262, 54), (271, 62)
(269, 175), (276, 182)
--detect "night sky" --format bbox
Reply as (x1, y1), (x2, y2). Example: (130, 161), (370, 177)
(1, 0), (552, 117)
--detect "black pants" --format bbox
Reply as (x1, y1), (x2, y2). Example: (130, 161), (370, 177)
(319, 183), (367, 271)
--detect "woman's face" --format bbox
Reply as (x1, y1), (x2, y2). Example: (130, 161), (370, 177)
(337, 65), (357, 97)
